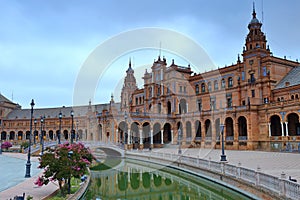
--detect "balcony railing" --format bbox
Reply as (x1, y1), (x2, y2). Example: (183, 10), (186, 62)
(238, 136), (248, 141)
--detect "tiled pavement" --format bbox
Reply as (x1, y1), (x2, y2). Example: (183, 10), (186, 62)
(0, 153), (58, 200)
(0, 147), (299, 199)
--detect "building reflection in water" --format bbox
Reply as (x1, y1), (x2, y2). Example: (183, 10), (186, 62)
(84, 160), (251, 200)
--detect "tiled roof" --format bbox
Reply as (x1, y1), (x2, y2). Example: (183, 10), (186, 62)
(0, 94), (15, 104)
(275, 66), (300, 89)
(5, 103), (118, 120)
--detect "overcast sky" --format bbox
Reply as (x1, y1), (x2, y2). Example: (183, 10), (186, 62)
(0, 0), (299, 108)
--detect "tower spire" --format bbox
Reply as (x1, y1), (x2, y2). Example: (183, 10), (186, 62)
(252, 2), (257, 19)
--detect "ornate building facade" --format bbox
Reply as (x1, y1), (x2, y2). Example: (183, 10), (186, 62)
(1, 7), (300, 151)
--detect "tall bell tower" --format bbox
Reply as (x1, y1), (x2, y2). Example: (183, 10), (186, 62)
(243, 3), (270, 56)
(120, 59), (138, 112)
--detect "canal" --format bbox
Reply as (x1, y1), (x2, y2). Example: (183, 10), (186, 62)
(83, 156), (256, 200)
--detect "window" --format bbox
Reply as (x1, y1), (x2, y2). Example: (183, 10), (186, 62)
(226, 93), (232, 107)
(251, 90), (255, 97)
(242, 100), (246, 105)
(184, 86), (186, 93)
(197, 99), (202, 111)
(195, 84), (199, 94)
(214, 80), (218, 90)
(135, 97), (138, 105)
(250, 74), (255, 83)
(227, 97), (232, 107)
(208, 82), (212, 92)
(157, 86), (161, 96)
(221, 79), (225, 88)
(179, 86), (182, 93)
(262, 66), (267, 76)
(242, 71), (245, 80)
(210, 97), (216, 110)
(228, 77), (233, 88)
(264, 97), (269, 104)
(201, 83), (205, 93)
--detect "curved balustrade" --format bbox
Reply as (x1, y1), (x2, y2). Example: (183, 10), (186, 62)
(126, 151), (300, 200)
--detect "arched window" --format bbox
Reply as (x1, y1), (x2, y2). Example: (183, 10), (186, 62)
(221, 79), (226, 89)
(201, 83), (205, 93)
(208, 82), (212, 92)
(214, 80), (218, 90)
(195, 84), (199, 94)
(228, 77), (233, 88)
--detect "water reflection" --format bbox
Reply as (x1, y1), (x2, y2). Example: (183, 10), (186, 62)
(84, 160), (253, 200)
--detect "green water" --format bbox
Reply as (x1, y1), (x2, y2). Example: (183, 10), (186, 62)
(83, 159), (255, 200)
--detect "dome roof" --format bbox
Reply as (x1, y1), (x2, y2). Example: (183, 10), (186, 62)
(250, 17), (259, 24)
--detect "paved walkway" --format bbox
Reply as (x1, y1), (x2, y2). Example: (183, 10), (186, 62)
(0, 153), (59, 200)
(148, 147), (300, 182)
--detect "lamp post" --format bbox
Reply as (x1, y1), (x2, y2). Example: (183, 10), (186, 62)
(58, 111), (62, 144)
(25, 99), (34, 178)
(68, 150), (74, 194)
(34, 119), (37, 144)
(0, 138), (2, 155)
(220, 123), (227, 162)
(178, 128), (182, 154)
(76, 120), (79, 141)
(124, 111), (128, 149)
(70, 110), (74, 144)
(40, 116), (44, 155)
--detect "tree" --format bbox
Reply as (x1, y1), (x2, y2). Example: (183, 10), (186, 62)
(35, 142), (94, 196)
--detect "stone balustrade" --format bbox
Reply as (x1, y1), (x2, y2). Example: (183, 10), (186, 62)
(126, 151), (300, 200)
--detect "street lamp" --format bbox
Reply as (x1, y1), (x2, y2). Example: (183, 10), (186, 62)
(68, 150), (74, 194)
(58, 111), (62, 144)
(0, 138), (2, 155)
(34, 119), (37, 144)
(220, 123), (227, 162)
(76, 120), (79, 141)
(25, 99), (34, 178)
(70, 110), (74, 144)
(124, 111), (128, 149)
(40, 116), (45, 155)
(178, 128), (182, 154)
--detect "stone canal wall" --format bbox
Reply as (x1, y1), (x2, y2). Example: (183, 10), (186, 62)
(126, 151), (300, 200)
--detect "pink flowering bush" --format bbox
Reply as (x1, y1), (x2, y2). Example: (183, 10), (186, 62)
(35, 142), (94, 196)
(1, 141), (12, 150)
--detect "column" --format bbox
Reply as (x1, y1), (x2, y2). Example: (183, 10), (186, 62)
(150, 130), (153, 145)
(161, 129), (164, 144)
(139, 130), (143, 145)
(116, 129), (119, 143)
(128, 129), (131, 144)
(268, 123), (271, 137)
(281, 122), (284, 137)
(285, 122), (289, 136)
(171, 130), (174, 144)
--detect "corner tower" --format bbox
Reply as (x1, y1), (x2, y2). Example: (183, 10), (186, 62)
(120, 59), (138, 112)
(243, 4), (270, 57)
